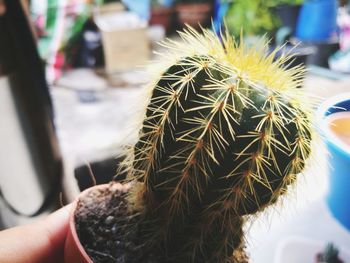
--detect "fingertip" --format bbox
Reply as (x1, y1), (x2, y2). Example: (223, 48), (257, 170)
(44, 203), (73, 238)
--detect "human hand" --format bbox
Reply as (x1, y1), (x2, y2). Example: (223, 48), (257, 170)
(0, 0), (5, 16)
(0, 204), (72, 263)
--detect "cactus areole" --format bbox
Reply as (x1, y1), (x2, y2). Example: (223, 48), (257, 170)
(96, 27), (313, 263)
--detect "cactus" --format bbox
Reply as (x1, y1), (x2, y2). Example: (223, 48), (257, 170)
(120, 27), (313, 262)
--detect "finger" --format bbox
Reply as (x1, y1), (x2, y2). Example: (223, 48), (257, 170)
(0, 204), (72, 263)
(0, 0), (6, 16)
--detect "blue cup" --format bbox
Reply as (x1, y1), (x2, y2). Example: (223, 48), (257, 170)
(318, 93), (350, 231)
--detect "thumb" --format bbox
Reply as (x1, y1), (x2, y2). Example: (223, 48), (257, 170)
(0, 204), (72, 263)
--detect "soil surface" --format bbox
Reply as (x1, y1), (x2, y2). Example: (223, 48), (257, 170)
(75, 183), (160, 263)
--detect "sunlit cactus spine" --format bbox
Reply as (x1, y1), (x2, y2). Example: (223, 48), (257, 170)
(121, 27), (314, 262)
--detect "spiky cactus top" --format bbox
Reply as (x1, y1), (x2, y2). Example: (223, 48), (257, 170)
(121, 27), (313, 262)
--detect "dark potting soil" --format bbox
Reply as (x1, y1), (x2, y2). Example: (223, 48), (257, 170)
(75, 183), (250, 263)
(75, 183), (160, 263)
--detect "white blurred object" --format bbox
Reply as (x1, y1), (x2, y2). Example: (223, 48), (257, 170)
(56, 68), (108, 91)
(329, 49), (350, 73)
(0, 77), (47, 217)
(94, 10), (150, 73)
(148, 25), (166, 45)
(338, 8), (350, 51)
(274, 236), (350, 263)
(94, 11), (147, 32)
(330, 7), (350, 73)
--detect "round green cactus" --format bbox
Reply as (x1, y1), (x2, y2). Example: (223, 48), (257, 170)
(121, 27), (313, 262)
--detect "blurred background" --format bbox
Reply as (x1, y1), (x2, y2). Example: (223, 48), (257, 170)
(1, 0), (350, 262)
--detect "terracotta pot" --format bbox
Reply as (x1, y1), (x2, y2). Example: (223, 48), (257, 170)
(175, 3), (212, 29)
(64, 183), (128, 263)
(150, 6), (174, 34)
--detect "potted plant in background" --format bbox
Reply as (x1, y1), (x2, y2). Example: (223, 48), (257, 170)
(175, 0), (213, 29)
(149, 0), (175, 34)
(316, 243), (345, 263)
(64, 26), (315, 263)
(225, 0), (278, 38)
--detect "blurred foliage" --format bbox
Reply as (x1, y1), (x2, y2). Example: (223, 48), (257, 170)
(225, 0), (303, 38)
(225, 0), (278, 37)
(33, 0), (92, 60)
(267, 0), (304, 6)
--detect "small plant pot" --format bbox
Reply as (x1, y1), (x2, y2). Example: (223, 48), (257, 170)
(294, 39), (339, 68)
(175, 3), (212, 29)
(307, 40), (339, 68)
(64, 183), (129, 263)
